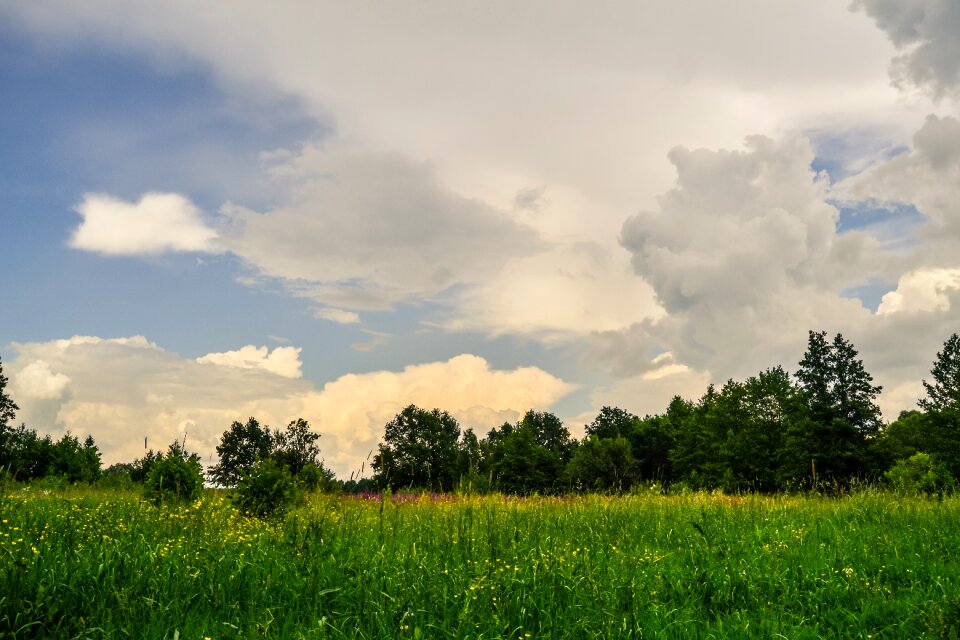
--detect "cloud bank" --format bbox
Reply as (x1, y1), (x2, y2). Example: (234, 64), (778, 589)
(6, 336), (574, 478)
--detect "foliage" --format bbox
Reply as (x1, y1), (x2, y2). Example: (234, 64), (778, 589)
(372, 405), (462, 491)
(585, 406), (637, 439)
(143, 441), (204, 505)
(208, 417), (273, 487)
(791, 331), (883, 483)
(231, 457), (300, 518)
(886, 452), (956, 496)
(0, 356), (18, 431)
(0, 424), (101, 483)
(487, 411), (573, 494)
(565, 435), (637, 491)
(272, 418), (322, 477)
(920, 333), (960, 413)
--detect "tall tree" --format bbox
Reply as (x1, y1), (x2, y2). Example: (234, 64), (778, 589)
(209, 417), (273, 486)
(791, 331), (883, 483)
(916, 333), (960, 480)
(920, 333), (960, 413)
(0, 356), (18, 431)
(488, 410), (573, 494)
(585, 406), (637, 440)
(372, 405), (462, 491)
(272, 418), (322, 477)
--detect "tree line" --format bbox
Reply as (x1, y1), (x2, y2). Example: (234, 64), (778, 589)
(2, 330), (959, 495)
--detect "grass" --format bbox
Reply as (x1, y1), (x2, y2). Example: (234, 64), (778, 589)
(1, 487), (959, 639)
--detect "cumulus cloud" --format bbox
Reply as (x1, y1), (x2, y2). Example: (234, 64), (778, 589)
(853, 0), (960, 98)
(11, 360), (71, 400)
(6, 337), (573, 478)
(196, 345), (303, 379)
(616, 134), (881, 379)
(71, 192), (217, 255)
(876, 268), (960, 315)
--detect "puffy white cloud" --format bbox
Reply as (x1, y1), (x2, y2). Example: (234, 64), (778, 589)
(71, 192), (217, 255)
(617, 134), (880, 379)
(6, 337), (573, 478)
(11, 360), (71, 400)
(196, 345), (303, 379)
(852, 0), (960, 99)
(876, 268), (960, 314)
(296, 354), (576, 474)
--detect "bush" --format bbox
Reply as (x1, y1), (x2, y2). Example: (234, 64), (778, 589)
(143, 443), (204, 505)
(232, 458), (300, 519)
(886, 452), (957, 496)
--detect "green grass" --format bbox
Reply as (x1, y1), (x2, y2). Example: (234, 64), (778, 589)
(2, 487), (959, 639)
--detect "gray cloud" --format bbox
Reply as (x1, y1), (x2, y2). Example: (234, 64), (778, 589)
(218, 144), (541, 311)
(616, 134), (885, 380)
(853, 0), (960, 99)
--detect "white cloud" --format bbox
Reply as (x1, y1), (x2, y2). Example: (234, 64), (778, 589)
(196, 345), (303, 379)
(6, 337), (573, 478)
(314, 308), (360, 325)
(877, 268), (960, 315)
(71, 192), (217, 255)
(11, 361), (71, 400)
(617, 134), (881, 379)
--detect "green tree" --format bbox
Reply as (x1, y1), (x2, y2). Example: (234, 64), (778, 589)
(565, 435), (637, 492)
(232, 457), (300, 518)
(585, 406), (637, 440)
(272, 418), (322, 477)
(885, 452), (956, 496)
(0, 357), (17, 431)
(49, 433), (101, 483)
(919, 333), (960, 412)
(372, 405), (462, 491)
(209, 417), (274, 486)
(143, 441), (204, 505)
(488, 410), (572, 494)
(790, 331), (883, 484)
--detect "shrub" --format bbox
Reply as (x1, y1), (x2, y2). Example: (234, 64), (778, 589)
(886, 452), (956, 496)
(143, 443), (204, 505)
(232, 458), (300, 519)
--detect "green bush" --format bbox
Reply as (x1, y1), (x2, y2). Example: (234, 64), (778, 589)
(143, 443), (204, 505)
(232, 458), (300, 518)
(886, 452), (957, 496)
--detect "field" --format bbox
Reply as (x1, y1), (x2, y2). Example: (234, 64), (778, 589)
(2, 488), (959, 639)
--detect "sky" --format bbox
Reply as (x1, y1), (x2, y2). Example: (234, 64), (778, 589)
(1, 0), (959, 478)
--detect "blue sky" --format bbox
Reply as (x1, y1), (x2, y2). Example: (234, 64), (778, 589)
(2, 1), (959, 477)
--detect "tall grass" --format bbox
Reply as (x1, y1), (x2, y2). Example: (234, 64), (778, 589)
(2, 487), (959, 639)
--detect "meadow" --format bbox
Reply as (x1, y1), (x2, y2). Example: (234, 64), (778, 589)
(1, 488), (959, 639)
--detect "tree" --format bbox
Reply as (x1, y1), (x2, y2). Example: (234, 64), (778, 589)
(585, 406), (637, 440)
(0, 356), (17, 431)
(372, 405), (462, 491)
(920, 333), (960, 412)
(791, 331), (883, 484)
(272, 418), (322, 477)
(144, 441), (204, 505)
(488, 410), (573, 494)
(209, 417), (273, 486)
(565, 436), (637, 492)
